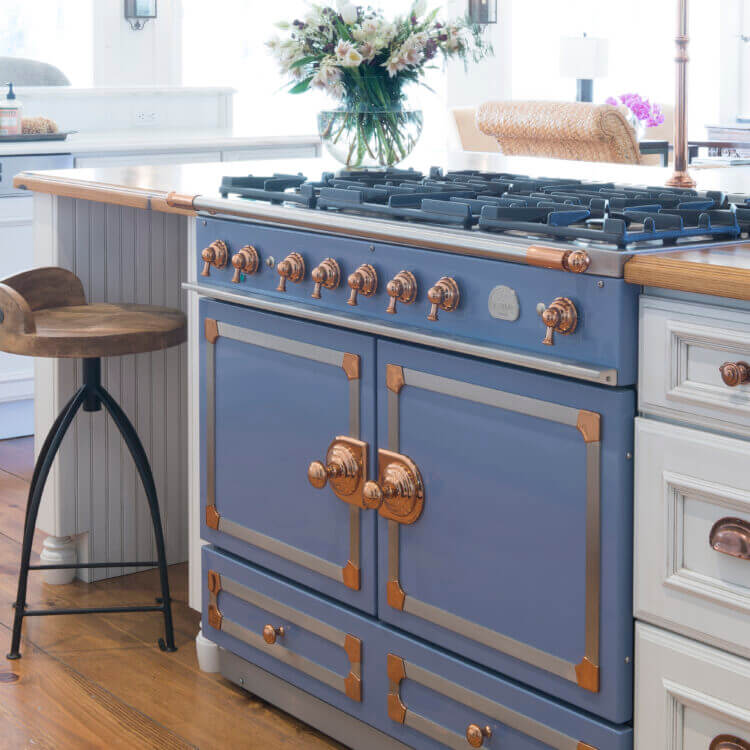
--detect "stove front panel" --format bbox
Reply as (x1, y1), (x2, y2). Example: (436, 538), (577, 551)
(376, 340), (635, 724)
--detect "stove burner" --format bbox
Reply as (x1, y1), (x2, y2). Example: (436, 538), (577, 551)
(218, 167), (750, 248)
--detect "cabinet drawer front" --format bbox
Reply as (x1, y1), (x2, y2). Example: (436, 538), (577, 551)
(636, 623), (750, 750)
(640, 296), (750, 436)
(200, 298), (377, 613)
(635, 417), (750, 657)
(376, 340), (635, 724)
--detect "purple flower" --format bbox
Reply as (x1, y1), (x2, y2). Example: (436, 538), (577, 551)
(607, 92), (664, 127)
(605, 96), (618, 106)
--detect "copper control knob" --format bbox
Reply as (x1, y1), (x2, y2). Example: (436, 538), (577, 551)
(719, 361), (750, 387)
(200, 240), (229, 277)
(465, 724), (492, 748)
(276, 252), (305, 292)
(231, 245), (260, 283)
(427, 277), (460, 321)
(347, 264), (378, 306)
(311, 258), (341, 299)
(386, 271), (418, 314)
(262, 624), (285, 645)
(539, 297), (578, 346)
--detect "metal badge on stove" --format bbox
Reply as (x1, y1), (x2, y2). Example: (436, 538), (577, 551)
(488, 285), (520, 322)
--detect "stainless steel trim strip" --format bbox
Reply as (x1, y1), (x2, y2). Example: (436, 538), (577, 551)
(585, 441), (601, 665)
(404, 661), (581, 750)
(219, 574), (347, 648)
(221, 618), (346, 694)
(217, 320), (345, 368)
(404, 711), (466, 750)
(206, 340), (216, 510)
(388, 520), (399, 584)
(184, 284), (618, 385)
(403, 596), (576, 682)
(349, 378), (360, 439)
(403, 368), (580, 426)
(349, 506), (360, 575)
(388, 389), (400, 452)
(219, 517), (345, 584)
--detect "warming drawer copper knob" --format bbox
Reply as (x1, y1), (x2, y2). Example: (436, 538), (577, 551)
(709, 518), (750, 561)
(465, 724), (492, 748)
(311, 258), (341, 299)
(347, 264), (378, 306)
(262, 625), (285, 645)
(230, 245), (260, 283)
(386, 271), (418, 314)
(719, 361), (750, 387)
(709, 735), (750, 750)
(200, 240), (229, 277)
(276, 252), (305, 292)
(426, 277), (460, 322)
(539, 297), (578, 346)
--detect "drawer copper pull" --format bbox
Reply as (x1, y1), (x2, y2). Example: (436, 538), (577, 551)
(262, 624), (285, 645)
(466, 724), (492, 748)
(719, 361), (750, 387)
(709, 735), (750, 750)
(709, 518), (750, 561)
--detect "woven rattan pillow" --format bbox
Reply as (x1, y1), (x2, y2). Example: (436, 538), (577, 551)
(475, 101), (641, 165)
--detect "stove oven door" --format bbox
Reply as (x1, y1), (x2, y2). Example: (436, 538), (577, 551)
(375, 340), (634, 724)
(200, 298), (377, 614)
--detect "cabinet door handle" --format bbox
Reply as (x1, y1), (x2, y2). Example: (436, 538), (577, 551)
(719, 361), (750, 387)
(709, 518), (750, 561)
(709, 735), (750, 750)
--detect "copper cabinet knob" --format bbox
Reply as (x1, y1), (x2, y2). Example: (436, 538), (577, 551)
(311, 258), (341, 299)
(709, 518), (750, 561)
(362, 452), (425, 525)
(719, 361), (750, 387)
(200, 240), (229, 277)
(276, 252), (305, 292)
(231, 245), (259, 283)
(347, 264), (378, 306)
(465, 724), (492, 748)
(709, 735), (750, 750)
(539, 297), (578, 346)
(262, 624), (285, 645)
(308, 440), (364, 499)
(386, 271), (418, 314)
(427, 277), (460, 321)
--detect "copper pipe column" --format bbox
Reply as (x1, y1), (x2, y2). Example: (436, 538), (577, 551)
(666, 0), (696, 188)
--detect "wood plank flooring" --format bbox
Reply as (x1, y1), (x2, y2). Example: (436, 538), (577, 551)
(0, 437), (344, 750)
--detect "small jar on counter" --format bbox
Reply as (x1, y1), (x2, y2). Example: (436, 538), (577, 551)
(0, 83), (22, 136)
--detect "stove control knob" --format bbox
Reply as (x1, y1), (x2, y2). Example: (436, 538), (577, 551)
(719, 361), (750, 387)
(200, 240), (228, 277)
(347, 264), (378, 306)
(386, 271), (418, 314)
(231, 245), (260, 283)
(311, 258), (341, 299)
(539, 297), (578, 346)
(427, 277), (460, 321)
(465, 724), (492, 748)
(276, 252), (305, 292)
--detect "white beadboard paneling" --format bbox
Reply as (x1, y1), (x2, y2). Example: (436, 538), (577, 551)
(33, 195), (188, 582)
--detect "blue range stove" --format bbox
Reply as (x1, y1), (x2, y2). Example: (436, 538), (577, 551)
(192, 167), (750, 750)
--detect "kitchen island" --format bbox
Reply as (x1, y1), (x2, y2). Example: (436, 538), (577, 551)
(12, 153), (750, 750)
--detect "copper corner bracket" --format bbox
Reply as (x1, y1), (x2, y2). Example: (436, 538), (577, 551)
(204, 318), (219, 344)
(386, 364), (405, 394)
(386, 654), (406, 724)
(205, 504), (220, 530)
(207, 603), (223, 630)
(577, 410), (601, 443)
(344, 672), (362, 702)
(207, 570), (222, 595)
(341, 353), (360, 381)
(344, 634), (362, 702)
(575, 657), (600, 693)
(577, 743), (598, 750)
(342, 560), (361, 591)
(387, 579), (406, 610)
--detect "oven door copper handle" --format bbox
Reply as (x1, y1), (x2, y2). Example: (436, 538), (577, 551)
(709, 518), (750, 561)
(362, 449), (425, 525)
(709, 735), (750, 750)
(308, 436), (369, 509)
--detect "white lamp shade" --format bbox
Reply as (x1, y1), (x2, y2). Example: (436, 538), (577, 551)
(560, 36), (609, 79)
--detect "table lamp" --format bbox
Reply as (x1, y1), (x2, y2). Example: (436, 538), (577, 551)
(560, 34), (609, 103)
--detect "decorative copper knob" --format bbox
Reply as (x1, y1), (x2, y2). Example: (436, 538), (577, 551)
(347, 264), (378, 306)
(563, 249), (591, 274)
(363, 453), (425, 525)
(386, 271), (418, 314)
(200, 240), (229, 277)
(262, 624), (285, 645)
(465, 725), (492, 748)
(427, 277), (460, 321)
(709, 518), (750, 561)
(311, 258), (341, 299)
(709, 736), (750, 750)
(719, 361), (750, 387)
(231, 245), (260, 283)
(276, 252), (305, 292)
(539, 297), (578, 346)
(308, 440), (364, 499)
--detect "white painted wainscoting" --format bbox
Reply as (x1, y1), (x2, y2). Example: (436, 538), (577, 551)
(33, 193), (190, 581)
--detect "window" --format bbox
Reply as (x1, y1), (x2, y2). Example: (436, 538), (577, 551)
(0, 0), (93, 86)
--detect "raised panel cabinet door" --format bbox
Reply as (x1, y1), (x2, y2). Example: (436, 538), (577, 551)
(375, 340), (636, 724)
(200, 298), (377, 613)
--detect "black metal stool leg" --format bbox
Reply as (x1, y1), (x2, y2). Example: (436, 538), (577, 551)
(95, 385), (177, 653)
(7, 387), (87, 660)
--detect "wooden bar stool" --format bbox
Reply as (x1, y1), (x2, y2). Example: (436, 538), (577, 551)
(0, 268), (186, 660)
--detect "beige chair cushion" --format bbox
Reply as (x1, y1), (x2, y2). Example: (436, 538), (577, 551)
(452, 107), (500, 153)
(476, 101), (642, 164)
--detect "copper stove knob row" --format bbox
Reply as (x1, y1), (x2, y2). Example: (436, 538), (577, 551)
(465, 724), (492, 748)
(276, 252), (305, 292)
(311, 258), (341, 299)
(427, 277), (460, 322)
(200, 240), (229, 277)
(539, 297), (578, 346)
(347, 264), (378, 306)
(719, 361), (750, 387)
(262, 624), (285, 645)
(231, 245), (260, 283)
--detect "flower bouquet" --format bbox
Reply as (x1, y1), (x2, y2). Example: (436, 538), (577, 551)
(267, 1), (493, 168)
(605, 94), (665, 140)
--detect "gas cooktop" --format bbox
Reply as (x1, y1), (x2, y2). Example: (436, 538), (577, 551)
(218, 167), (750, 251)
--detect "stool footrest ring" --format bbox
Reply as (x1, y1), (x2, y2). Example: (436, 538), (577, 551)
(28, 561), (160, 570)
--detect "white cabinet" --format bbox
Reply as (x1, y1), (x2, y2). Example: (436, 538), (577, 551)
(636, 622), (750, 750)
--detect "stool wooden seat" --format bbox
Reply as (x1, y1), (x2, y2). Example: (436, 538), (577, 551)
(3, 267), (184, 661)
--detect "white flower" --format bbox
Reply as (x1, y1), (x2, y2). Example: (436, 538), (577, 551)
(412, 0), (427, 16)
(402, 45), (421, 66)
(335, 39), (352, 59)
(266, 36), (281, 53)
(328, 81), (345, 100)
(359, 42), (376, 62)
(341, 47), (363, 67)
(383, 56), (405, 77)
(340, 4), (358, 25)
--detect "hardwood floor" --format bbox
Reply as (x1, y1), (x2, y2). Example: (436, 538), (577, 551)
(0, 437), (344, 750)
